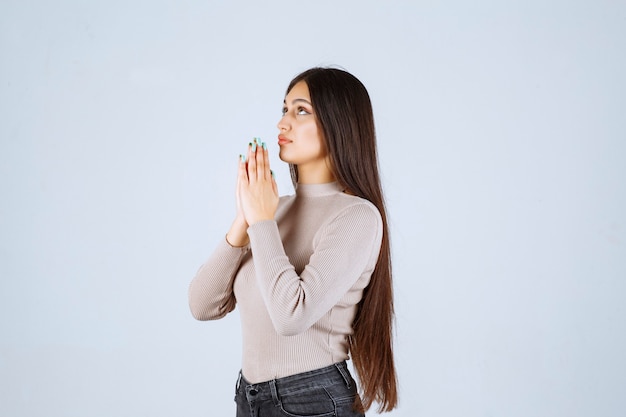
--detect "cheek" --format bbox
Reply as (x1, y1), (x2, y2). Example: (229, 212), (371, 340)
(302, 125), (324, 154)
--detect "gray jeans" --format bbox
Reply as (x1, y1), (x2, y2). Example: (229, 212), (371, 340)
(234, 361), (365, 417)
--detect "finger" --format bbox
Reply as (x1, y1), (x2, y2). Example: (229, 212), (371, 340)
(256, 139), (266, 180)
(238, 153), (248, 184)
(262, 141), (271, 180)
(271, 170), (278, 195)
(247, 142), (257, 183)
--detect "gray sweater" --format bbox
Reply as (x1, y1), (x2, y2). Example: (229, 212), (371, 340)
(189, 181), (383, 383)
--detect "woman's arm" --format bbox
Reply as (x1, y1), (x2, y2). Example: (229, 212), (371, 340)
(247, 202), (383, 336)
(188, 236), (248, 320)
(188, 152), (253, 321)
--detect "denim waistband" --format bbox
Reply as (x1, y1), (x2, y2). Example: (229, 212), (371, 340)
(236, 361), (353, 402)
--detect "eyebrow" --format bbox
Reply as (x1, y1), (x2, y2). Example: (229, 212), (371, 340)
(283, 98), (312, 106)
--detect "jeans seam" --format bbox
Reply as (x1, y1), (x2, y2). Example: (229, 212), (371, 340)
(322, 385), (338, 416)
(274, 384), (337, 417)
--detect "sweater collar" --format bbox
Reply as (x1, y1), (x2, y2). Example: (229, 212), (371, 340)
(295, 181), (343, 197)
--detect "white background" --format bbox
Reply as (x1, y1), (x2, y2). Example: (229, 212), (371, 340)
(1, 1), (625, 416)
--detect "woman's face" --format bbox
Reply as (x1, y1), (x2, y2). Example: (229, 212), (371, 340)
(277, 81), (328, 172)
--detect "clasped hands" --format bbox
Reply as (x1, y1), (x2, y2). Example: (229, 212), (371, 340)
(236, 138), (279, 226)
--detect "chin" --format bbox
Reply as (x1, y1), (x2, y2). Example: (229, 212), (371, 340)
(278, 150), (294, 164)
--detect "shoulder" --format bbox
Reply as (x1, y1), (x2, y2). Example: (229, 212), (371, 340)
(311, 194), (383, 252)
(326, 193), (383, 229)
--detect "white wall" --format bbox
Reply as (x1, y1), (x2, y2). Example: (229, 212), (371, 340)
(1, 1), (625, 416)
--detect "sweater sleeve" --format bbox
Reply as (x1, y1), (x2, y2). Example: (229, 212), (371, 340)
(188, 237), (249, 321)
(246, 203), (383, 336)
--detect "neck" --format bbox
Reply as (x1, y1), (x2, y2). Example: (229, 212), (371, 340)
(296, 162), (335, 184)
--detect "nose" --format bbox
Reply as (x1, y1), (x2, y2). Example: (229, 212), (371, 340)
(277, 114), (289, 131)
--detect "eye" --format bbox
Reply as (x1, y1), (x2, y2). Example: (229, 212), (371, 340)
(281, 107), (288, 115)
(297, 106), (310, 115)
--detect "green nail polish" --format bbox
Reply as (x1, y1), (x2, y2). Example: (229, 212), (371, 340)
(252, 142), (257, 152)
(262, 142), (267, 150)
(241, 154), (246, 163)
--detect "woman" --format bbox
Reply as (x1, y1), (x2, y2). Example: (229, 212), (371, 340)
(189, 67), (397, 416)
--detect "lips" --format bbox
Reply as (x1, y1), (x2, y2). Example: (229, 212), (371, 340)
(278, 135), (292, 145)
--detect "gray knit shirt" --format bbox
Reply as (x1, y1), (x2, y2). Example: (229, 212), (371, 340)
(189, 181), (383, 383)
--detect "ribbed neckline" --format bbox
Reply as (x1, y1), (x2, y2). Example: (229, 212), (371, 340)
(295, 182), (343, 197)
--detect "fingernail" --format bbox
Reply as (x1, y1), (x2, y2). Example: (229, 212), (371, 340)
(270, 170), (274, 177)
(240, 154), (246, 163)
(262, 142), (267, 150)
(251, 142), (257, 152)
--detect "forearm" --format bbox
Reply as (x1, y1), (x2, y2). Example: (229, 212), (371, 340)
(188, 237), (249, 320)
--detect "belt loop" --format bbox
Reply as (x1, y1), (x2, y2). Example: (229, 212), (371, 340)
(335, 362), (352, 389)
(269, 379), (280, 406)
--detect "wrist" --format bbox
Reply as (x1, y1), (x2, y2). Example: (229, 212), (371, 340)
(226, 218), (249, 247)
(233, 215), (248, 228)
(225, 232), (249, 248)
(246, 215), (274, 226)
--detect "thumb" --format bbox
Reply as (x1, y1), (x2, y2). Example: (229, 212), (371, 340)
(238, 154), (249, 184)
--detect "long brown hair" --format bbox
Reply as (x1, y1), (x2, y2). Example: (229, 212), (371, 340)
(286, 67), (398, 412)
